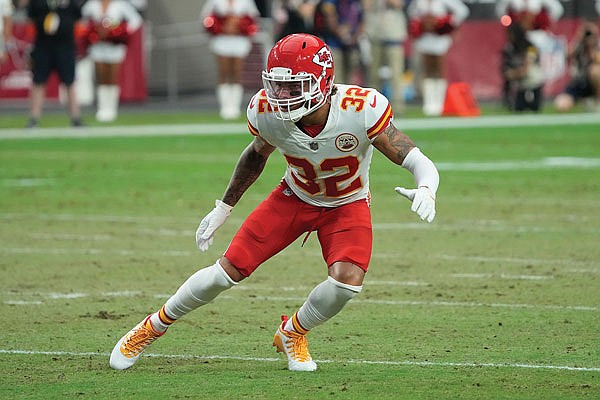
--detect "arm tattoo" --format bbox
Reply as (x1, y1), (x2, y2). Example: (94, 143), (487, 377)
(383, 122), (415, 161)
(222, 144), (269, 206)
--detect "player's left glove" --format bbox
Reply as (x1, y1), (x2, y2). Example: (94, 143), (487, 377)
(195, 200), (233, 251)
(395, 186), (436, 223)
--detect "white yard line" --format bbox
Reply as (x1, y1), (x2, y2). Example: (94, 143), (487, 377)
(1, 246), (597, 269)
(1, 113), (599, 140)
(0, 349), (597, 372)
(2, 212), (599, 235)
(436, 157), (600, 171)
(3, 291), (597, 312)
(0, 247), (193, 257)
(434, 254), (598, 267)
(451, 273), (552, 280)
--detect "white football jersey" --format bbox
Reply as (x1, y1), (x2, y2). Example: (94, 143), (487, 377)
(247, 84), (393, 208)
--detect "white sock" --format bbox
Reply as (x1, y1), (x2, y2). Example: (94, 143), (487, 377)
(149, 261), (236, 332)
(217, 84), (229, 119)
(285, 276), (362, 333)
(229, 83), (243, 119)
(422, 78), (437, 116)
(106, 85), (120, 121)
(95, 85), (110, 121)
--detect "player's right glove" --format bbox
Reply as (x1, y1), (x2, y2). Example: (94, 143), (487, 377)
(395, 186), (436, 223)
(195, 199), (233, 251)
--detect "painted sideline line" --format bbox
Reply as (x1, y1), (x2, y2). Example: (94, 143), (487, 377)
(3, 212), (599, 235)
(1, 113), (599, 140)
(4, 291), (598, 311)
(2, 246), (596, 269)
(0, 349), (597, 372)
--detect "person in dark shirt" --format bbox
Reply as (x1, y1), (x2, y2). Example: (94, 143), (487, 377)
(554, 22), (600, 112)
(26, 0), (85, 128)
(500, 22), (544, 112)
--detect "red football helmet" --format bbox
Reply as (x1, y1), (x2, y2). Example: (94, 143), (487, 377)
(262, 33), (335, 121)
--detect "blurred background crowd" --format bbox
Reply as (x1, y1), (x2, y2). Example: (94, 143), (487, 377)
(0, 0), (599, 125)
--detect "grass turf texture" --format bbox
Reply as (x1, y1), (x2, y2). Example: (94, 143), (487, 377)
(0, 120), (599, 399)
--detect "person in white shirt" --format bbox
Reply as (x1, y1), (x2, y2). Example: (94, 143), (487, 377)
(82, 0), (142, 122)
(407, 0), (469, 116)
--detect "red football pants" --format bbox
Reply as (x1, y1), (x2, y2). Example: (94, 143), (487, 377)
(224, 182), (373, 277)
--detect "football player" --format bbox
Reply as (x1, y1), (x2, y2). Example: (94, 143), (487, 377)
(109, 33), (439, 372)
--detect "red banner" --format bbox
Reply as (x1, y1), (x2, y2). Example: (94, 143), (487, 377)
(444, 18), (585, 100)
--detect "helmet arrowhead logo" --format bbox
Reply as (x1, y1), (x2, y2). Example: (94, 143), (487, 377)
(313, 47), (333, 69)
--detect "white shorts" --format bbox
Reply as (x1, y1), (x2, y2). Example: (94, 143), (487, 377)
(210, 35), (253, 58)
(89, 42), (128, 64)
(414, 33), (453, 56)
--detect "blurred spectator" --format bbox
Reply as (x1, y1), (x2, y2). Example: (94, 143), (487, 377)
(81, 0), (142, 122)
(26, 0), (85, 128)
(408, 0), (469, 116)
(273, 0), (317, 40)
(313, 0), (365, 84)
(554, 22), (600, 113)
(0, 0), (12, 65)
(201, 0), (260, 120)
(363, 0), (407, 113)
(501, 22), (544, 112)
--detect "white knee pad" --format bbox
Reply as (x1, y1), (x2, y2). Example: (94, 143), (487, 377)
(164, 261), (236, 319)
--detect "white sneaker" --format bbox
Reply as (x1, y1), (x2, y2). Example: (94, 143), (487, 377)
(109, 315), (164, 370)
(273, 315), (317, 372)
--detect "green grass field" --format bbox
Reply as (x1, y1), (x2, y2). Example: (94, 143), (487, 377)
(1, 114), (599, 399)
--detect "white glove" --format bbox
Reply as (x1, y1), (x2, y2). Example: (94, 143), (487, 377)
(195, 200), (233, 251)
(395, 186), (436, 223)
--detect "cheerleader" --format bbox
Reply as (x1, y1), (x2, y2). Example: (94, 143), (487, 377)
(82, 0), (142, 122)
(408, 0), (469, 116)
(496, 0), (563, 32)
(496, 0), (563, 50)
(201, 0), (260, 120)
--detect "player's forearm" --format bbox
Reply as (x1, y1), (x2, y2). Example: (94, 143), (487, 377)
(402, 148), (439, 195)
(221, 143), (269, 207)
(373, 122), (416, 165)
